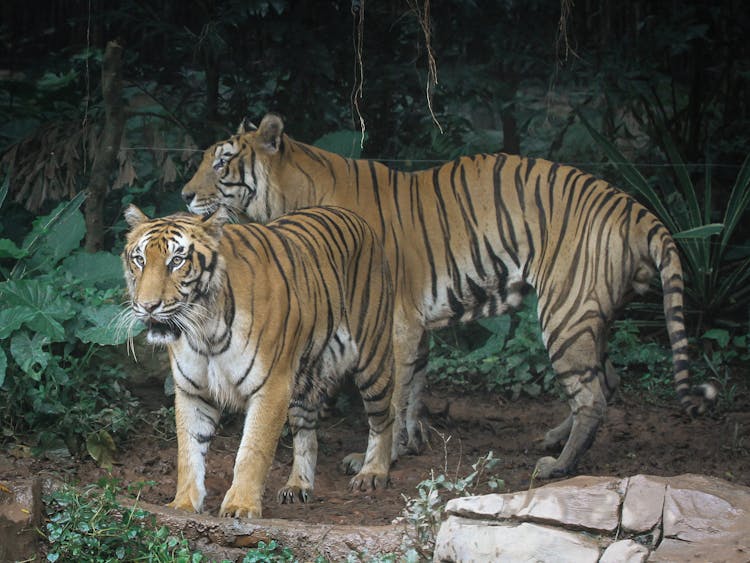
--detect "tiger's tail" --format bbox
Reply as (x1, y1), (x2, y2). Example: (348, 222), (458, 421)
(649, 224), (718, 415)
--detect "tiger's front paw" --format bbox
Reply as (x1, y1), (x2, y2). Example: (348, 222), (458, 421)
(166, 487), (203, 513)
(166, 497), (198, 513)
(349, 471), (390, 492)
(277, 485), (313, 504)
(340, 452), (365, 475)
(219, 488), (262, 518)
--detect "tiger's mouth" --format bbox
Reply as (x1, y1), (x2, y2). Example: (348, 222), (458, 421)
(145, 319), (182, 344)
(189, 200), (219, 216)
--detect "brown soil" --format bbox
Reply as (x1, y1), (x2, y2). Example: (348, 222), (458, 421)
(3, 385), (749, 526)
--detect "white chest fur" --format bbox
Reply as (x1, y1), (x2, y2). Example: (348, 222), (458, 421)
(169, 334), (266, 412)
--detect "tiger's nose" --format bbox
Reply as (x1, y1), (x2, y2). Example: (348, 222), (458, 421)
(182, 190), (195, 205)
(140, 299), (161, 313)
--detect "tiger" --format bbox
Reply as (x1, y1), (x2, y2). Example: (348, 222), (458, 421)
(180, 113), (716, 480)
(121, 204), (395, 518)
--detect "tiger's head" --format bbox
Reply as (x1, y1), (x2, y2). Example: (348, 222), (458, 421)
(181, 113), (286, 222)
(121, 205), (227, 345)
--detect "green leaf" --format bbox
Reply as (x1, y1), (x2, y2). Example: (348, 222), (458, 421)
(37, 69), (78, 90)
(76, 304), (136, 346)
(0, 347), (6, 388)
(312, 130), (364, 158)
(702, 328), (731, 349)
(0, 279), (76, 341)
(13, 193), (86, 278)
(86, 430), (116, 470)
(0, 306), (38, 339)
(0, 171), (8, 209)
(0, 239), (27, 260)
(672, 223), (723, 240)
(10, 331), (50, 380)
(61, 251), (124, 288)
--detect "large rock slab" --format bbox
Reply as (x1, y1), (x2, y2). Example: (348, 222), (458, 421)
(446, 475), (625, 533)
(434, 517), (601, 563)
(436, 474), (750, 563)
(621, 474), (667, 533)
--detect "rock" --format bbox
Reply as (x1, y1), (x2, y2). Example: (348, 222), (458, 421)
(622, 474), (667, 533)
(599, 539), (648, 563)
(661, 474), (750, 542)
(436, 474), (750, 563)
(0, 478), (43, 563)
(446, 475), (624, 533)
(434, 517), (601, 563)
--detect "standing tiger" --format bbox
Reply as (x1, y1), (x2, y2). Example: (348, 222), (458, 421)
(181, 113), (716, 479)
(121, 205), (395, 518)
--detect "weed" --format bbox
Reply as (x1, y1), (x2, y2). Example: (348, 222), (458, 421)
(400, 451), (504, 560)
(43, 480), (305, 562)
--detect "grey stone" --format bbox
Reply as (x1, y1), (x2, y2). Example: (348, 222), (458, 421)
(648, 537), (750, 562)
(600, 539), (649, 563)
(433, 516), (601, 563)
(622, 474), (667, 533)
(662, 474), (750, 543)
(446, 475), (624, 533)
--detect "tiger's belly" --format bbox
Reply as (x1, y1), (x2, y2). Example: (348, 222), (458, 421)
(422, 272), (528, 330)
(290, 326), (359, 408)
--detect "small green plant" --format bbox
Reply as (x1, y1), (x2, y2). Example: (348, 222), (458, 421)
(696, 328), (750, 409)
(0, 181), (142, 458)
(401, 452), (504, 560)
(44, 480), (202, 562)
(608, 320), (675, 400)
(428, 295), (556, 399)
(240, 540), (297, 563)
(44, 480), (303, 563)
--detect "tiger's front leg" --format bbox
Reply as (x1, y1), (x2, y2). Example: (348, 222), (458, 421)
(168, 387), (219, 513)
(220, 377), (292, 518)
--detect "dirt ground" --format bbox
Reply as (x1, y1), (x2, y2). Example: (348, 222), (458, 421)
(3, 384), (750, 527)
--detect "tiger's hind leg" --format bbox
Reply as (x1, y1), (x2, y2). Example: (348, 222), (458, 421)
(534, 314), (610, 479)
(539, 354), (620, 450)
(348, 350), (395, 492)
(402, 331), (430, 455)
(277, 404), (318, 504)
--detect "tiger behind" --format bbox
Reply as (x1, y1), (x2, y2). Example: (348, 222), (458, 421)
(181, 113), (716, 480)
(121, 205), (394, 518)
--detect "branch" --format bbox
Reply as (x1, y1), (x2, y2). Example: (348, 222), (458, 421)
(85, 40), (125, 252)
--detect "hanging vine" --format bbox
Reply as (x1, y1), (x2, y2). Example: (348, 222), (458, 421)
(408, 0), (443, 133)
(350, 0), (366, 147)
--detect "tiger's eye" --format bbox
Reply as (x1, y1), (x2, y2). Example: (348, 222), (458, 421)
(170, 256), (184, 269)
(133, 255), (145, 268)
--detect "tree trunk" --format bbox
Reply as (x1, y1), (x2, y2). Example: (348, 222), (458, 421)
(85, 40), (124, 252)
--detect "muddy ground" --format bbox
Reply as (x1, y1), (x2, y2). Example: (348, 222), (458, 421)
(3, 383), (749, 527)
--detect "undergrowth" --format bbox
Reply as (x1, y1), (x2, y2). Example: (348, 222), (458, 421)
(427, 295), (748, 409)
(42, 479), (302, 562)
(400, 451), (504, 561)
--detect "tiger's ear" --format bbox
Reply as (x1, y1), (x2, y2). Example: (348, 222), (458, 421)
(124, 204), (149, 227)
(257, 113), (284, 154)
(236, 116), (257, 135)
